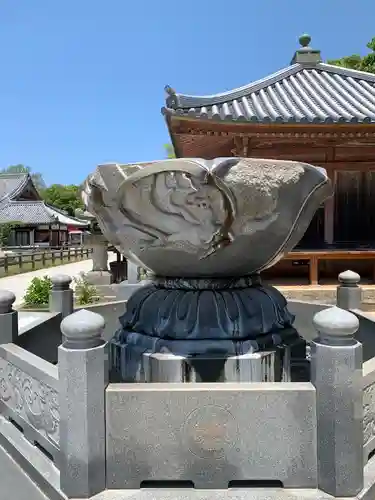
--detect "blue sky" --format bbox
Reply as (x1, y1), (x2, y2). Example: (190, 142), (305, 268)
(0, 0), (374, 186)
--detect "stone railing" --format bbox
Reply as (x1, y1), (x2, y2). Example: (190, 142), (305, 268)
(56, 302), (364, 498)
(364, 357), (375, 461)
(0, 343), (59, 463)
(1, 269), (375, 499)
(0, 284), (67, 469)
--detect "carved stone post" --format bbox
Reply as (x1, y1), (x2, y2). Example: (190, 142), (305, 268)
(0, 290), (17, 343)
(336, 270), (362, 310)
(127, 261), (139, 284)
(311, 306), (363, 497)
(49, 275), (73, 318)
(86, 234), (112, 285)
(58, 309), (107, 498)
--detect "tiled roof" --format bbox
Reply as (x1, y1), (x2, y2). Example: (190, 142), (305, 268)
(0, 173), (89, 226)
(46, 204), (88, 226)
(162, 63), (375, 124)
(0, 174), (29, 202)
(0, 201), (53, 224)
(0, 201), (89, 226)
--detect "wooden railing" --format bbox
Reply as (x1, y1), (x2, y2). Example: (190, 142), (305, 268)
(285, 250), (375, 285)
(0, 247), (92, 275)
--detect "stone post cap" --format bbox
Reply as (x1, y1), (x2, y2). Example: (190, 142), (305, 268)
(338, 270), (360, 286)
(52, 274), (72, 290)
(0, 289), (16, 313)
(313, 306), (359, 339)
(60, 309), (105, 349)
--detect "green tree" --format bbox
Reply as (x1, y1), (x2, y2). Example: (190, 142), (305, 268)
(0, 222), (20, 248)
(328, 37), (375, 74)
(40, 184), (84, 216)
(164, 143), (176, 159)
(0, 164), (46, 191)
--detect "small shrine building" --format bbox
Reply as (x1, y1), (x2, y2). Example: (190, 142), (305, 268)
(162, 34), (375, 284)
(0, 173), (88, 247)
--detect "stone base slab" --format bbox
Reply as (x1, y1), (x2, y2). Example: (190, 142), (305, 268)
(90, 489), (335, 500)
(92, 453), (375, 499)
(105, 382), (317, 490)
(85, 270), (113, 286)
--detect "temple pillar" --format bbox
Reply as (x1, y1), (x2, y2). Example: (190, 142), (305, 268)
(324, 170), (335, 246)
(324, 194), (334, 245)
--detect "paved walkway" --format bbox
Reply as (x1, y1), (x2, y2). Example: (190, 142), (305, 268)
(0, 444), (48, 500)
(0, 253), (116, 306)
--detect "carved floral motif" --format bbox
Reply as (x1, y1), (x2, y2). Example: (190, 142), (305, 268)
(0, 357), (59, 446)
(364, 383), (375, 445)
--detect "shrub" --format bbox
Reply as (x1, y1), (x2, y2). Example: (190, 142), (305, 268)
(23, 276), (52, 306)
(74, 273), (99, 305)
(0, 221), (20, 247)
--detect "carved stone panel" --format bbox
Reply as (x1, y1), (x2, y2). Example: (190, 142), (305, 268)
(364, 383), (375, 447)
(0, 357), (59, 447)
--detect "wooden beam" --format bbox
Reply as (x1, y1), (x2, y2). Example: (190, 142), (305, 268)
(232, 136), (242, 156)
(232, 136), (251, 156)
(325, 161), (375, 169)
(243, 136), (249, 156)
(326, 146), (335, 163)
(171, 117), (375, 137)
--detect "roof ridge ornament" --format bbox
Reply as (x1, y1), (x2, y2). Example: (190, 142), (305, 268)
(164, 84), (178, 109)
(291, 33), (322, 65)
(299, 33), (311, 48)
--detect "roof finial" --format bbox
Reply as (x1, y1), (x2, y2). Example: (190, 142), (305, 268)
(291, 33), (321, 65)
(299, 33), (311, 48)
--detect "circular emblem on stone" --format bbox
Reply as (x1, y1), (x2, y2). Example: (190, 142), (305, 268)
(183, 405), (238, 460)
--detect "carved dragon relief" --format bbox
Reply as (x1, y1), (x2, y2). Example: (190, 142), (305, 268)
(83, 159), (238, 260)
(364, 383), (375, 446)
(0, 358), (59, 446)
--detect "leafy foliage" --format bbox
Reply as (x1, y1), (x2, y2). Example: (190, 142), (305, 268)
(40, 184), (84, 216)
(0, 222), (19, 247)
(1, 164), (46, 190)
(164, 143), (176, 159)
(328, 37), (375, 74)
(23, 276), (52, 306)
(139, 268), (149, 280)
(74, 273), (99, 305)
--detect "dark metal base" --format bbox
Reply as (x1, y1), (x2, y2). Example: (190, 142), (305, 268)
(109, 276), (308, 382)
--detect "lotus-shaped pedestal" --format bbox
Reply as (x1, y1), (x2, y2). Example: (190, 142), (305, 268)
(84, 157), (331, 381)
(83, 157), (331, 277)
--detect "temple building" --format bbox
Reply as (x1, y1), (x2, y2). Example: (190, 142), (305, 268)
(0, 173), (88, 247)
(162, 34), (375, 283)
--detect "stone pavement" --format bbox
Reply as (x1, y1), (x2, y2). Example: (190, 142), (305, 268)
(0, 253), (116, 306)
(276, 283), (375, 308)
(0, 444), (48, 500)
